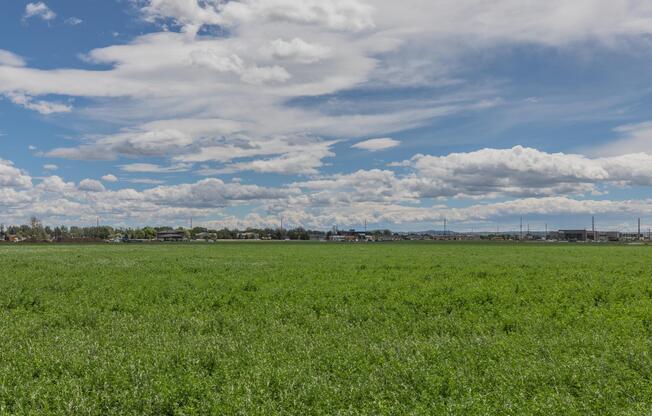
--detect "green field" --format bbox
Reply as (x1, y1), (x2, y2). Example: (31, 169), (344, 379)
(0, 242), (651, 415)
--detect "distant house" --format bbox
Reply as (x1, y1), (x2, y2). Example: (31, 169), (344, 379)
(106, 235), (123, 243)
(156, 231), (186, 242)
(5, 235), (25, 243)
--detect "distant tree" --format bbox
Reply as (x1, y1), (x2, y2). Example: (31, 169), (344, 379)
(142, 227), (157, 240)
(29, 216), (46, 241)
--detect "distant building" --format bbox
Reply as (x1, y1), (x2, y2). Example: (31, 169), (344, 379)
(5, 235), (25, 243)
(559, 230), (621, 242)
(156, 231), (186, 242)
(237, 232), (260, 240)
(560, 230), (588, 242)
(308, 232), (325, 241)
(328, 230), (372, 242)
(194, 232), (215, 241)
(591, 231), (620, 242)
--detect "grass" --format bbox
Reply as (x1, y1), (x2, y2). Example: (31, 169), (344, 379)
(0, 242), (651, 415)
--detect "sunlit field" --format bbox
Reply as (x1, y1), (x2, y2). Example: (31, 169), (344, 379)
(0, 242), (651, 415)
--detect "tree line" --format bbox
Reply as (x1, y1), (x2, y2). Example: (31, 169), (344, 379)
(0, 216), (327, 242)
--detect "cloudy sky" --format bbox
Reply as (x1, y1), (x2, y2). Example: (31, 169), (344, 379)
(2, 0), (652, 231)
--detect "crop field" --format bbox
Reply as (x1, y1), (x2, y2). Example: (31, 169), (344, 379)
(0, 242), (651, 415)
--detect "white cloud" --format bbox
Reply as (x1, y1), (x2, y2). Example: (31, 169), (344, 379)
(101, 174), (118, 183)
(0, 50), (26, 67)
(119, 162), (192, 173)
(267, 38), (331, 63)
(3, 144), (652, 229)
(4, 0), (652, 228)
(352, 138), (400, 152)
(78, 179), (106, 192)
(24, 2), (56, 21)
(291, 146), (652, 206)
(5, 93), (71, 115)
(142, 0), (375, 33)
(141, 178), (297, 208)
(592, 122), (652, 156)
(0, 160), (32, 189)
(65, 17), (83, 26)
(43, 164), (58, 171)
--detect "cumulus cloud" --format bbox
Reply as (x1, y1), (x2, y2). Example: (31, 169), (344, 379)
(101, 174), (118, 183)
(24, 2), (56, 21)
(291, 146), (652, 207)
(141, 178), (297, 208)
(3, 144), (652, 229)
(78, 179), (106, 192)
(352, 138), (400, 152)
(0, 160), (32, 189)
(407, 146), (652, 197)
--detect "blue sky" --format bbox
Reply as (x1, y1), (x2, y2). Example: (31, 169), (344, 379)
(2, 0), (652, 231)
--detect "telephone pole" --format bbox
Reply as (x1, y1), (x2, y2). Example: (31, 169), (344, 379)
(592, 216), (595, 241)
(520, 216), (523, 241)
(638, 218), (641, 240)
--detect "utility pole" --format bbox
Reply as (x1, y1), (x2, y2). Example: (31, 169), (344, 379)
(545, 223), (548, 240)
(190, 216), (193, 230)
(443, 218), (447, 236)
(638, 218), (641, 240)
(592, 216), (595, 242)
(364, 219), (367, 234)
(520, 216), (523, 241)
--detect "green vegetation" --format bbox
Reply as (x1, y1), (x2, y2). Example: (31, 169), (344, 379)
(0, 242), (651, 415)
